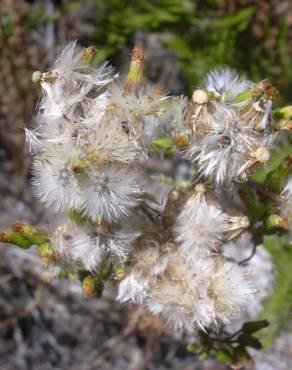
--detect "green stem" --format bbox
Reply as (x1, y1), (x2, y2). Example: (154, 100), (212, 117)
(0, 222), (49, 249)
(0, 230), (32, 249)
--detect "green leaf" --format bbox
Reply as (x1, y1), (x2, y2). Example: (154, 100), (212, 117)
(81, 274), (104, 298)
(266, 214), (289, 232)
(233, 345), (251, 362)
(0, 230), (32, 249)
(264, 155), (292, 192)
(1, 15), (14, 39)
(234, 88), (253, 103)
(152, 137), (174, 150)
(241, 320), (269, 334)
(198, 352), (208, 360)
(38, 243), (56, 267)
(215, 349), (234, 365)
(11, 223), (49, 245)
(0, 223), (49, 249)
(251, 143), (292, 184)
(258, 235), (292, 346)
(208, 7), (255, 30)
(273, 105), (292, 120)
(237, 334), (263, 349)
(238, 186), (265, 222)
(186, 343), (202, 353)
(150, 174), (175, 186)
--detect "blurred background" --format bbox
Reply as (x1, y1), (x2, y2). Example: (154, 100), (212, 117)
(0, 1), (291, 369)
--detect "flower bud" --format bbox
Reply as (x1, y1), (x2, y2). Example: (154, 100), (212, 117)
(38, 243), (56, 267)
(266, 214), (288, 231)
(11, 222), (48, 245)
(0, 230), (32, 249)
(114, 265), (126, 280)
(124, 46), (145, 92)
(192, 89), (209, 105)
(71, 159), (88, 174)
(173, 134), (189, 150)
(276, 119), (292, 131)
(194, 183), (206, 194)
(254, 147), (270, 163)
(32, 70), (42, 83)
(82, 275), (104, 298)
(82, 46), (97, 63)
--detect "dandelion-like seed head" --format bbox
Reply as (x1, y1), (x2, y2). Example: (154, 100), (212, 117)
(203, 68), (252, 105)
(207, 259), (256, 324)
(82, 164), (141, 223)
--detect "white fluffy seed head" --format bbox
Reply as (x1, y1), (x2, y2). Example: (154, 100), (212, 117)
(175, 198), (228, 259)
(145, 252), (216, 331)
(185, 96), (276, 186)
(82, 164), (141, 223)
(51, 221), (135, 272)
(29, 42), (143, 223)
(79, 110), (139, 164)
(117, 271), (149, 304)
(142, 96), (188, 145)
(25, 127), (42, 153)
(203, 68), (253, 104)
(32, 142), (84, 213)
(143, 252), (255, 332)
(109, 83), (167, 119)
(38, 42), (115, 120)
(207, 259), (256, 324)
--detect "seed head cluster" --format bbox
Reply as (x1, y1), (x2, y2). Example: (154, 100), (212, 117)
(26, 42), (279, 332)
(185, 70), (276, 186)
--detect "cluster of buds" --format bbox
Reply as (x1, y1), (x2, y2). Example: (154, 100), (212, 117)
(2, 42), (290, 333)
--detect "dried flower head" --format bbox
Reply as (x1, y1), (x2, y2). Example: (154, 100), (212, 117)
(185, 83), (276, 186)
(203, 68), (253, 105)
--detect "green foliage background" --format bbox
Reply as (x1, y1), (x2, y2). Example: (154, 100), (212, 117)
(88, 0), (292, 101)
